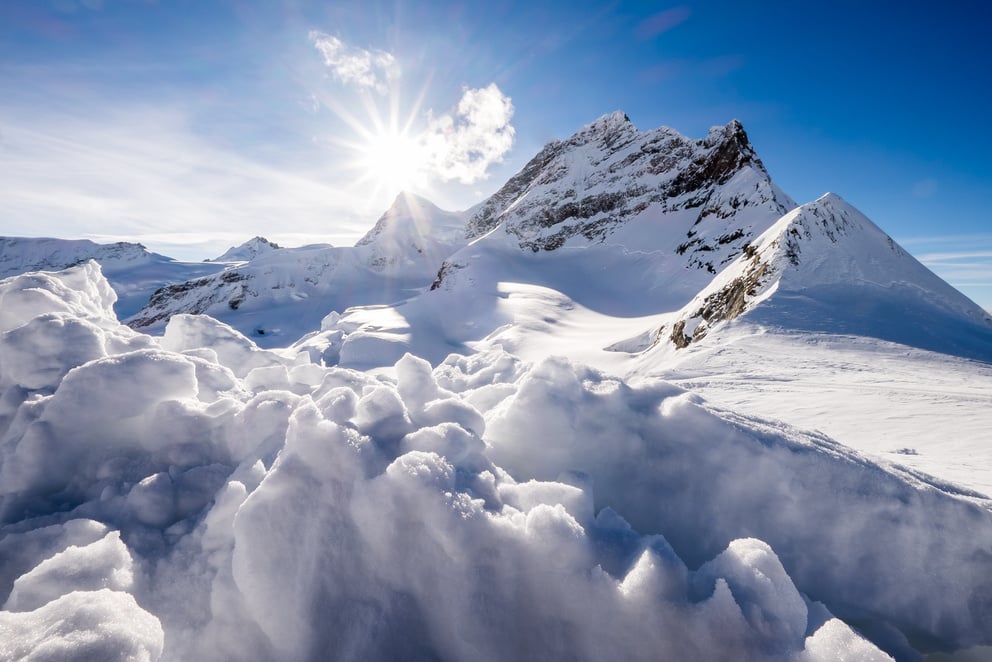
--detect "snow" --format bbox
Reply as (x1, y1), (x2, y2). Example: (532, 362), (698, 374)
(2, 115), (991, 660)
(0, 261), (989, 660)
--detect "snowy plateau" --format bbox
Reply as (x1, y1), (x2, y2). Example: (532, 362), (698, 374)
(1, 113), (991, 662)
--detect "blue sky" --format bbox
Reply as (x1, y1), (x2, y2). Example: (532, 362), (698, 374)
(1, 0), (990, 308)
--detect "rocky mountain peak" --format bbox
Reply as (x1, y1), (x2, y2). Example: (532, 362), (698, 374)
(463, 115), (792, 263)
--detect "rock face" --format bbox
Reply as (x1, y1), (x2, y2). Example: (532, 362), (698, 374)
(462, 112), (794, 271)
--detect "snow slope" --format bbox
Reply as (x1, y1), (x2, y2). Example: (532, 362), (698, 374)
(5, 262), (992, 660)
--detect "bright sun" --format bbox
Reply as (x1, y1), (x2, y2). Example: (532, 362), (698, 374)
(359, 129), (428, 193)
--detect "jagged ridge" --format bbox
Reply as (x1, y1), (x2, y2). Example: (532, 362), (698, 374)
(462, 112), (794, 270)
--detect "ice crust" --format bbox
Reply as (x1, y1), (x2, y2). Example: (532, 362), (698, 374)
(3, 262), (990, 660)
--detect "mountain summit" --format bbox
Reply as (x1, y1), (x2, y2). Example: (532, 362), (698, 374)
(462, 113), (794, 271)
(210, 237), (282, 263)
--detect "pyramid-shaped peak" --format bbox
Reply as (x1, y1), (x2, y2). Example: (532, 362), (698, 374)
(210, 236), (281, 262)
(356, 191), (465, 248)
(658, 192), (992, 357)
(381, 191), (445, 218)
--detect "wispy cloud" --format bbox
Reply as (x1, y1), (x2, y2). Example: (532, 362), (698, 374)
(424, 84), (515, 184)
(634, 7), (691, 40)
(0, 107), (372, 258)
(917, 250), (992, 262)
(309, 31), (399, 94)
(901, 235), (992, 308)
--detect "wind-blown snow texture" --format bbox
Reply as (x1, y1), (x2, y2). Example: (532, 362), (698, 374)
(2, 115), (992, 661)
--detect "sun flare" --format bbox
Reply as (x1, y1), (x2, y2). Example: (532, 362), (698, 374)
(359, 128), (428, 193)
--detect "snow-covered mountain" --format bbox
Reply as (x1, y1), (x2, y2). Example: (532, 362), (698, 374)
(0, 236), (226, 318)
(209, 236), (282, 262)
(127, 192), (469, 343)
(0, 236), (152, 276)
(649, 193), (992, 358)
(462, 112), (794, 266)
(131, 115), (798, 345)
(3, 114), (992, 661)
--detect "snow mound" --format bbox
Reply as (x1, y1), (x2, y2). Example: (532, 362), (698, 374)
(3, 263), (991, 659)
(0, 236), (228, 320)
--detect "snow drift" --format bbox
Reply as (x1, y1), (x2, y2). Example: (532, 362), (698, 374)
(2, 262), (990, 661)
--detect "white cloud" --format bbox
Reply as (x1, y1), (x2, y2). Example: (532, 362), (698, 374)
(309, 31), (399, 94)
(423, 83), (515, 184)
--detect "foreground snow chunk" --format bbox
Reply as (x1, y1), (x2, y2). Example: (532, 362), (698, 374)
(0, 589), (163, 662)
(5, 264), (991, 660)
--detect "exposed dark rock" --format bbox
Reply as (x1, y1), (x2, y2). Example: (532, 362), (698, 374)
(430, 261), (464, 290)
(694, 257), (769, 325)
(465, 140), (566, 238)
(667, 254), (770, 350)
(670, 320), (692, 349)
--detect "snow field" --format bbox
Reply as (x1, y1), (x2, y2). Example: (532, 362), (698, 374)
(0, 261), (932, 660)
